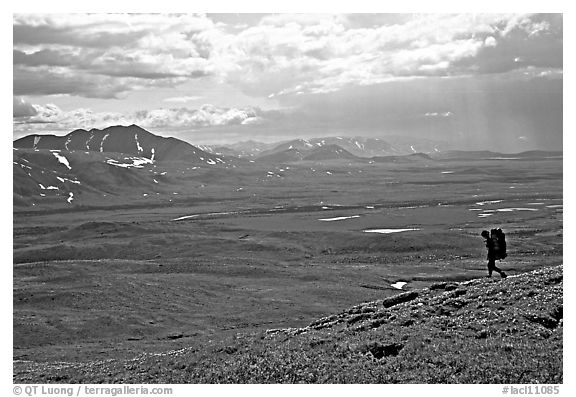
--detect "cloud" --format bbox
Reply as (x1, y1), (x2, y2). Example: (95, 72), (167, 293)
(12, 101), (263, 136)
(424, 112), (453, 118)
(14, 49), (79, 67)
(13, 13), (214, 48)
(14, 67), (133, 98)
(267, 68), (562, 151)
(484, 36), (497, 47)
(216, 13), (562, 97)
(163, 96), (204, 103)
(13, 13), (563, 100)
(534, 69), (563, 79)
(13, 66), (562, 152)
(14, 48), (196, 82)
(451, 14), (562, 75)
(133, 105), (261, 128)
(13, 13), (217, 97)
(13, 96), (38, 118)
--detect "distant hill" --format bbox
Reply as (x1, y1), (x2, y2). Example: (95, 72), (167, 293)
(516, 150), (563, 159)
(12, 125), (238, 208)
(194, 136), (562, 160)
(256, 143), (434, 164)
(302, 144), (360, 161)
(204, 135), (453, 158)
(13, 148), (161, 207)
(256, 148), (307, 163)
(430, 150), (563, 161)
(198, 140), (274, 158)
(257, 144), (361, 163)
(372, 152), (434, 163)
(13, 125), (562, 208)
(427, 150), (499, 160)
(256, 139), (318, 158)
(254, 137), (400, 158)
(13, 124), (224, 165)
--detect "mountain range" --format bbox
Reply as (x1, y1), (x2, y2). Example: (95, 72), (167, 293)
(13, 124), (224, 165)
(13, 125), (562, 208)
(200, 135), (449, 159)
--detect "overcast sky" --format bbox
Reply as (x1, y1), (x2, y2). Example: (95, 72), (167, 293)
(13, 13), (562, 151)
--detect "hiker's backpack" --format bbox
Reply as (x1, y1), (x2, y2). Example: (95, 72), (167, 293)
(490, 228), (507, 260)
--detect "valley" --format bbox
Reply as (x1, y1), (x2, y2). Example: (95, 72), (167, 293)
(13, 127), (563, 381)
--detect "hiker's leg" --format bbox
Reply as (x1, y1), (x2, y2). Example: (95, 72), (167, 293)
(491, 261), (507, 278)
(487, 260), (494, 277)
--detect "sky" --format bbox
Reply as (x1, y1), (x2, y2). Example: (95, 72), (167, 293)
(12, 12), (563, 151)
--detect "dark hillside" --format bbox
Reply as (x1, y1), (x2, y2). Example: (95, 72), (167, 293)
(13, 125), (223, 164)
(13, 265), (562, 384)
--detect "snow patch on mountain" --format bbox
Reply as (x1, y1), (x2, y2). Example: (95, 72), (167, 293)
(86, 133), (94, 150)
(16, 162), (32, 170)
(135, 134), (143, 153)
(52, 152), (71, 169)
(106, 156), (154, 168)
(100, 133), (110, 152)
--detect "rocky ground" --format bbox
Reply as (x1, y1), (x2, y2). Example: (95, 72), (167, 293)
(14, 264), (563, 384)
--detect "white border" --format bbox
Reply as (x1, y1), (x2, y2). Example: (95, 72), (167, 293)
(4, 3), (572, 395)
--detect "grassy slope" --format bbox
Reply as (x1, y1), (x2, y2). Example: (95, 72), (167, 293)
(14, 265), (562, 384)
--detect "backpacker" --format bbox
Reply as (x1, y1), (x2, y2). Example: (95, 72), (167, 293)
(490, 228), (507, 260)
